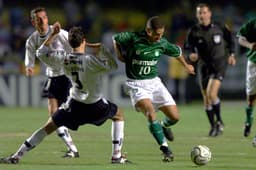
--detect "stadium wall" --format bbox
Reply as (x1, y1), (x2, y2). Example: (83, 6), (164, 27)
(0, 74), (130, 107)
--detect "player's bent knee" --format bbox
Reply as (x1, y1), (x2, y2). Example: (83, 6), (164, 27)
(112, 109), (124, 121)
(44, 118), (58, 134)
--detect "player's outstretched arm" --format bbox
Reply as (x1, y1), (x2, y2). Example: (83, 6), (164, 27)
(97, 45), (118, 70)
(43, 21), (61, 47)
(176, 55), (195, 75)
(112, 39), (125, 63)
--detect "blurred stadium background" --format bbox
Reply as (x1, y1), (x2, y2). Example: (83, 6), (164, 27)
(0, 0), (255, 107)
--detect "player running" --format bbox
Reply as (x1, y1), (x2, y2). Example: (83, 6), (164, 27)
(184, 3), (236, 137)
(113, 16), (195, 162)
(237, 18), (256, 138)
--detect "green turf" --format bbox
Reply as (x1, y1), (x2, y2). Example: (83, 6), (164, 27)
(0, 101), (255, 170)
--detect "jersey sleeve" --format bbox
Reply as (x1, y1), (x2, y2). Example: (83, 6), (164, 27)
(221, 23), (235, 54)
(163, 39), (182, 57)
(24, 38), (36, 68)
(58, 29), (72, 53)
(237, 19), (255, 41)
(87, 45), (117, 72)
(184, 28), (197, 54)
(112, 32), (133, 49)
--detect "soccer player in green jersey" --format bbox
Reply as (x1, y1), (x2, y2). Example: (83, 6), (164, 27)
(113, 16), (195, 162)
(237, 18), (256, 141)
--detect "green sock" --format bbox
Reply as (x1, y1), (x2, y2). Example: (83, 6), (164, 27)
(245, 106), (254, 124)
(148, 120), (166, 145)
(162, 117), (178, 127)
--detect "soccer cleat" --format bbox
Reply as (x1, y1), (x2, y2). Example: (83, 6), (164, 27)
(208, 127), (216, 137)
(0, 155), (19, 164)
(252, 136), (256, 147)
(160, 146), (174, 162)
(244, 123), (252, 137)
(214, 121), (224, 136)
(62, 149), (79, 158)
(111, 155), (131, 164)
(162, 126), (174, 141)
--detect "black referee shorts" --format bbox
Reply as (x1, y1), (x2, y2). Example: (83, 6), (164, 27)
(197, 60), (227, 89)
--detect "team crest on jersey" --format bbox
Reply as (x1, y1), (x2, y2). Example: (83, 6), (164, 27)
(213, 34), (221, 44)
(136, 50), (141, 55)
(154, 51), (159, 56)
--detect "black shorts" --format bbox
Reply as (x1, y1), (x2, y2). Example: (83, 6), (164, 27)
(52, 98), (118, 130)
(197, 60), (227, 89)
(41, 75), (71, 104)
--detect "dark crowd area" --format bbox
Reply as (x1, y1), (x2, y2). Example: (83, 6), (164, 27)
(0, 0), (254, 101)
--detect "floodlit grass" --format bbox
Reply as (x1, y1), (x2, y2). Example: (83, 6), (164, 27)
(0, 101), (255, 170)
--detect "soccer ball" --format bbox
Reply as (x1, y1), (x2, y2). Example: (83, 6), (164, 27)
(191, 145), (211, 165)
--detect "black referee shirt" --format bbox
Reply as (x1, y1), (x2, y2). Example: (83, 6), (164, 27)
(184, 22), (235, 63)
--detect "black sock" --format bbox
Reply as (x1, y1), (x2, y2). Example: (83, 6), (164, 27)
(206, 109), (215, 128)
(212, 102), (222, 122)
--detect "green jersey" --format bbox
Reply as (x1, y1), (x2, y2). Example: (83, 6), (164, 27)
(238, 18), (256, 63)
(113, 30), (181, 79)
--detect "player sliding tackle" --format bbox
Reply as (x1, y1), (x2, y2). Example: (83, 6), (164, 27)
(0, 22), (130, 164)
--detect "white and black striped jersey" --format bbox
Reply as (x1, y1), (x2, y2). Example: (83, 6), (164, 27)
(25, 26), (72, 77)
(36, 45), (117, 103)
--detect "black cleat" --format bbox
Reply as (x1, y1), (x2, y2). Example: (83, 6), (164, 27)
(62, 149), (79, 158)
(0, 155), (19, 164)
(215, 121), (224, 136)
(244, 123), (251, 137)
(208, 127), (216, 137)
(160, 146), (174, 162)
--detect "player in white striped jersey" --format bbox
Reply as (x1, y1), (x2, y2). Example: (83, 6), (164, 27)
(24, 7), (79, 158)
(0, 25), (130, 164)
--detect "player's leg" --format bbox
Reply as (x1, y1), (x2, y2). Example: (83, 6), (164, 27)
(198, 64), (216, 136)
(111, 108), (129, 164)
(244, 95), (256, 137)
(152, 78), (177, 141)
(201, 89), (215, 136)
(0, 118), (58, 164)
(244, 61), (256, 137)
(136, 99), (173, 162)
(207, 78), (223, 136)
(48, 98), (79, 157)
(159, 105), (179, 141)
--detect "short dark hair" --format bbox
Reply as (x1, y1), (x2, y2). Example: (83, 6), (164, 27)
(30, 7), (46, 20)
(146, 16), (165, 30)
(68, 26), (85, 48)
(196, 3), (211, 11)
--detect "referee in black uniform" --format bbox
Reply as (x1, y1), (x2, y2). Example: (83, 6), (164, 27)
(184, 3), (236, 136)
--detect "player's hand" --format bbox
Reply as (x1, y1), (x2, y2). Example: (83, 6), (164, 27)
(189, 53), (198, 62)
(26, 67), (34, 76)
(51, 21), (61, 35)
(251, 43), (256, 51)
(228, 54), (236, 66)
(185, 64), (195, 75)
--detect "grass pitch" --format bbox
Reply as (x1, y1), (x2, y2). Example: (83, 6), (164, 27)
(0, 101), (255, 170)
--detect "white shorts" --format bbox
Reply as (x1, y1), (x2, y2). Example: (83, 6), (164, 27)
(246, 61), (256, 95)
(125, 77), (176, 111)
